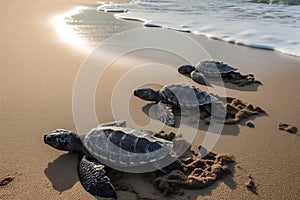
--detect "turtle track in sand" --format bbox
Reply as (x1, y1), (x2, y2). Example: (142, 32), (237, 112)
(201, 96), (266, 126)
(222, 72), (262, 87)
(224, 97), (265, 125)
(109, 131), (257, 198)
(152, 136), (235, 196)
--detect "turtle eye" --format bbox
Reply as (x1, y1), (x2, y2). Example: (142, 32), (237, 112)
(143, 91), (149, 98)
(52, 141), (59, 147)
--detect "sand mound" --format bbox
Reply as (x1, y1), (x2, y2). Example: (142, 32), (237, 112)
(152, 132), (235, 196)
(224, 98), (265, 124)
(202, 97), (265, 126)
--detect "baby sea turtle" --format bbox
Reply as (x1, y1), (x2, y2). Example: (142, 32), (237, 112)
(44, 120), (183, 199)
(178, 60), (238, 85)
(134, 84), (226, 127)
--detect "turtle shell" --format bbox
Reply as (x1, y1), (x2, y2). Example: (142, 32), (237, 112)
(83, 126), (173, 167)
(159, 84), (218, 108)
(195, 61), (237, 77)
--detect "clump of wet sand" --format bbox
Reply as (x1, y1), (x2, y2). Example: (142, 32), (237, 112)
(109, 132), (236, 198)
(246, 121), (255, 128)
(152, 135), (235, 196)
(153, 154), (234, 195)
(222, 72), (262, 87)
(224, 98), (265, 125)
(203, 97), (265, 126)
(278, 123), (298, 134)
(245, 174), (256, 190)
(153, 131), (176, 141)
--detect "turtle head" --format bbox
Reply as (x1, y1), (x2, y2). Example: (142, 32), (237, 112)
(178, 65), (195, 74)
(44, 129), (82, 152)
(134, 88), (160, 102)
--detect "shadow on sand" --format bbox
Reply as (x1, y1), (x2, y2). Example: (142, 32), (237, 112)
(142, 103), (266, 136)
(44, 152), (80, 192)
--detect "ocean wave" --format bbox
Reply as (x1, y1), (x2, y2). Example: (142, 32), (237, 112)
(97, 0), (300, 57)
(247, 0), (300, 6)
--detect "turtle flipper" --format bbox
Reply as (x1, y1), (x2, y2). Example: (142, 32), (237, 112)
(191, 71), (210, 86)
(78, 156), (117, 199)
(98, 120), (126, 128)
(160, 159), (184, 174)
(157, 102), (175, 127)
(152, 155), (184, 174)
(204, 101), (227, 119)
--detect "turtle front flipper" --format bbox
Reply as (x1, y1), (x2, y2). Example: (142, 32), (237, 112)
(78, 156), (117, 199)
(191, 71), (210, 86)
(157, 102), (175, 127)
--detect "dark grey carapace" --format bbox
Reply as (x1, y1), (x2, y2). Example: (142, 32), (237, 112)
(178, 61), (238, 85)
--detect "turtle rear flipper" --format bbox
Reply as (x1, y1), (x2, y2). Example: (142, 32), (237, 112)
(204, 101), (227, 119)
(152, 155), (184, 174)
(160, 159), (184, 174)
(157, 102), (175, 127)
(78, 156), (117, 199)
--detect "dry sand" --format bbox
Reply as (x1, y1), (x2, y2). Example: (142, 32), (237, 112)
(1, 0), (300, 200)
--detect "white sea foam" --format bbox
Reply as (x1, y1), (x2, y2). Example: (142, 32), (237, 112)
(97, 0), (300, 57)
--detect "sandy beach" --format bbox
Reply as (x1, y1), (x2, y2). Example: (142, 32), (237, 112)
(1, 0), (300, 200)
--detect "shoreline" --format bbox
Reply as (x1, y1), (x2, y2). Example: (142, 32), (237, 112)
(59, 3), (300, 59)
(98, 1), (300, 59)
(1, 1), (300, 200)
(115, 15), (300, 59)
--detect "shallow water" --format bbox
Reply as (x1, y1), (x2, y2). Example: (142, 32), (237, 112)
(52, 6), (140, 52)
(97, 0), (300, 57)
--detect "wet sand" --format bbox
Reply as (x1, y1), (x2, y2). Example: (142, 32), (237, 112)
(1, 0), (300, 200)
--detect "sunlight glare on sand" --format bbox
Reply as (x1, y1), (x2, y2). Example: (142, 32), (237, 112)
(51, 6), (90, 53)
